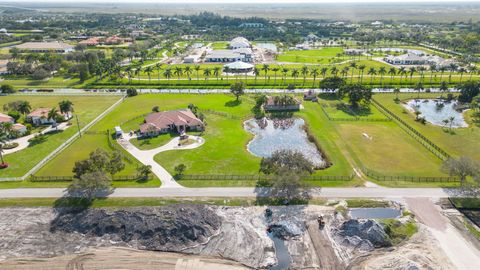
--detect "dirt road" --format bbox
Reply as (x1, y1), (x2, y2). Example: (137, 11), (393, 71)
(406, 198), (480, 270)
(0, 247), (250, 270)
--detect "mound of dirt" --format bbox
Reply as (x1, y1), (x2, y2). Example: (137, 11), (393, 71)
(336, 219), (391, 248)
(50, 205), (222, 251)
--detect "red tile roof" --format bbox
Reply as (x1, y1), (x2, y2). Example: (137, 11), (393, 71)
(140, 109), (203, 133)
(0, 113), (13, 123)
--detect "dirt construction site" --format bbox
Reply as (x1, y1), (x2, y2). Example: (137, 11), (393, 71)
(0, 199), (479, 270)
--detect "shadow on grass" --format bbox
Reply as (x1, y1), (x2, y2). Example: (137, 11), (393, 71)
(225, 99), (242, 107)
(336, 103), (373, 117)
(318, 93), (339, 101)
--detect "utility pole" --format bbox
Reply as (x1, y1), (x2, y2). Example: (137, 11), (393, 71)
(75, 115), (81, 138)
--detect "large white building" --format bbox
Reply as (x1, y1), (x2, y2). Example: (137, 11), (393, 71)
(205, 48), (253, 63)
(228, 37), (251, 49)
(15, 42), (74, 53)
(384, 53), (456, 67)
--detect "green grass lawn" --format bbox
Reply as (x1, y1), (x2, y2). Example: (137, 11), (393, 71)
(211, 41), (229, 50)
(0, 75), (88, 89)
(374, 93), (480, 160)
(0, 95), (120, 178)
(277, 47), (345, 63)
(335, 121), (445, 176)
(321, 100), (389, 120)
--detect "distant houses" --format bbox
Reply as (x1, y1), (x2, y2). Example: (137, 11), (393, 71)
(0, 113), (27, 136)
(139, 109), (204, 137)
(384, 53), (457, 67)
(26, 108), (72, 125)
(264, 96), (301, 111)
(15, 42), (74, 53)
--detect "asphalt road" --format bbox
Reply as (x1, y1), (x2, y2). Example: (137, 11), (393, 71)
(0, 187), (456, 199)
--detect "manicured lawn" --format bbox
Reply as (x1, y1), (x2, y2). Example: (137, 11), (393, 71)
(374, 93), (480, 160)
(277, 47), (345, 63)
(0, 178), (160, 189)
(130, 133), (177, 150)
(211, 41), (229, 50)
(335, 121), (445, 176)
(0, 75), (88, 89)
(0, 95), (120, 178)
(36, 133), (141, 177)
(321, 100), (389, 120)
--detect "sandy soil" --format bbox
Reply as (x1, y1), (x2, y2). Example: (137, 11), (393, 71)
(0, 247), (251, 270)
(351, 225), (455, 270)
(406, 198), (480, 270)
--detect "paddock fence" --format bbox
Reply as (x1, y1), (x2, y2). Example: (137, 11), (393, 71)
(362, 167), (459, 183)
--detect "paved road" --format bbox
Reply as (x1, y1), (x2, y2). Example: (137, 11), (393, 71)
(0, 187), (455, 199)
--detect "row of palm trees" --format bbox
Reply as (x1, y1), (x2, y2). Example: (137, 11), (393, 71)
(119, 61), (479, 86)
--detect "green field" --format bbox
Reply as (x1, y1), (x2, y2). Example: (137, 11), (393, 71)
(0, 95), (120, 178)
(374, 93), (480, 161)
(277, 47), (345, 63)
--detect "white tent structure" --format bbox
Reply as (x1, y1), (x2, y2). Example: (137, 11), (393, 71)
(229, 37), (251, 49)
(223, 61), (254, 73)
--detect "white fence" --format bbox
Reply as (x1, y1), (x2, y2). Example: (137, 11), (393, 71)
(0, 96), (125, 182)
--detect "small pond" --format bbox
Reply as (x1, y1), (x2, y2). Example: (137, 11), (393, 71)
(244, 118), (326, 167)
(257, 43), (278, 52)
(350, 208), (401, 219)
(404, 99), (468, 128)
(267, 232), (291, 270)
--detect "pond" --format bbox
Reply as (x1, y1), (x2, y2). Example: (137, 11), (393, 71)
(244, 118), (326, 167)
(350, 208), (402, 219)
(267, 232), (291, 270)
(257, 43), (278, 52)
(404, 99), (468, 128)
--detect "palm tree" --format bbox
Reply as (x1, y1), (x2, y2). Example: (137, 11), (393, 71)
(388, 67), (396, 85)
(213, 66), (221, 81)
(367, 67), (376, 84)
(458, 67), (466, 82)
(184, 66), (193, 80)
(310, 67), (319, 87)
(378, 67), (386, 86)
(125, 66), (133, 84)
(291, 68), (299, 85)
(194, 65), (201, 81)
(281, 67), (289, 85)
(48, 107), (59, 130)
(253, 67), (260, 84)
(203, 68), (211, 81)
(0, 124), (11, 165)
(18, 101), (31, 116)
(341, 67), (349, 78)
(155, 63), (163, 81)
(440, 81), (449, 96)
(271, 67), (280, 85)
(224, 66), (230, 83)
(58, 100), (73, 116)
(349, 61), (357, 83)
(414, 82), (424, 98)
(173, 66), (183, 81)
(163, 68), (172, 81)
(330, 66), (338, 77)
(320, 67), (328, 78)
(439, 66), (447, 81)
(468, 65), (477, 80)
(448, 63), (457, 83)
(418, 66), (426, 82)
(145, 66), (153, 82)
(301, 65), (309, 85)
(136, 66), (142, 81)
(429, 64), (436, 85)
(408, 67), (416, 83)
(262, 64), (270, 83)
(358, 64), (366, 82)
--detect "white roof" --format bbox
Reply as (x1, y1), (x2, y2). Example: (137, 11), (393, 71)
(224, 61), (254, 70)
(229, 36), (251, 48)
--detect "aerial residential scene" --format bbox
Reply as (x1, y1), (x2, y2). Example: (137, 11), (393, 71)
(0, 0), (479, 269)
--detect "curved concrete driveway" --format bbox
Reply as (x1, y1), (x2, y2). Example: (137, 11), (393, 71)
(117, 134), (205, 188)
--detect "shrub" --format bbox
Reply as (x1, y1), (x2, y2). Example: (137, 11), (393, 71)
(126, 87), (138, 97)
(1, 84), (15, 94)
